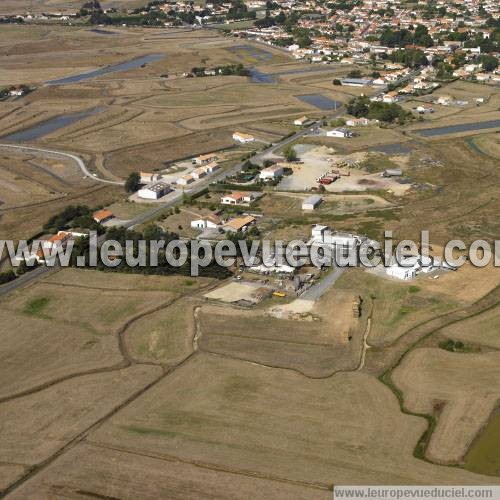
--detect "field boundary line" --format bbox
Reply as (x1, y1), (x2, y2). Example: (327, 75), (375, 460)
(83, 440), (332, 492)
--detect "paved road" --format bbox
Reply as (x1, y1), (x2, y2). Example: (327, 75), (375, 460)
(0, 144), (124, 186)
(0, 112), (339, 296)
(301, 265), (346, 301)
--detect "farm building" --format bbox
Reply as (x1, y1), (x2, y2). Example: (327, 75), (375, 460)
(92, 209), (114, 224)
(326, 128), (353, 138)
(310, 224), (363, 253)
(340, 78), (373, 87)
(381, 169), (402, 177)
(138, 181), (172, 200)
(302, 195), (323, 210)
(233, 131), (255, 143)
(259, 164), (284, 180)
(386, 255), (439, 280)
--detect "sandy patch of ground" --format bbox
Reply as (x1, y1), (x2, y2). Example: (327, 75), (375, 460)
(278, 144), (410, 195)
(204, 280), (271, 304)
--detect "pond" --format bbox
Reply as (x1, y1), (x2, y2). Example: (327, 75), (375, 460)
(46, 54), (165, 85)
(1, 107), (104, 142)
(296, 94), (342, 110)
(417, 119), (500, 137)
(464, 409), (500, 477)
(249, 69), (276, 84)
(369, 142), (414, 155)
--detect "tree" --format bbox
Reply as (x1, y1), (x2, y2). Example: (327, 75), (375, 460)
(390, 48), (428, 68)
(283, 145), (297, 162)
(0, 270), (16, 285)
(332, 78), (342, 85)
(89, 10), (111, 24)
(413, 25), (433, 47)
(436, 61), (453, 79)
(346, 96), (369, 117)
(480, 54), (498, 72)
(347, 69), (362, 78)
(125, 172), (141, 193)
(296, 32), (312, 48)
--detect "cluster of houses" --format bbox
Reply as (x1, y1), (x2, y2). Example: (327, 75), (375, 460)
(26, 209), (115, 264)
(134, 153), (221, 200)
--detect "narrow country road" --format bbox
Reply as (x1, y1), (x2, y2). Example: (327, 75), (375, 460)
(0, 108), (343, 297)
(0, 143), (125, 186)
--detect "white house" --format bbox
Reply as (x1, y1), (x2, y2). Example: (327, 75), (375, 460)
(203, 161), (220, 173)
(382, 92), (398, 103)
(194, 153), (218, 165)
(345, 117), (376, 127)
(220, 191), (259, 205)
(326, 128), (352, 138)
(259, 164), (284, 180)
(191, 167), (208, 180)
(436, 95), (452, 106)
(138, 181), (172, 200)
(140, 172), (161, 184)
(416, 104), (434, 114)
(294, 116), (312, 126)
(233, 131), (255, 143)
(190, 214), (221, 230)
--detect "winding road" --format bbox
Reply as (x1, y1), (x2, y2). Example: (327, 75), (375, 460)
(0, 143), (125, 186)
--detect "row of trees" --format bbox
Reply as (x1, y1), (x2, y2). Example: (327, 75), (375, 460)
(190, 64), (250, 77)
(68, 226), (232, 279)
(43, 205), (103, 233)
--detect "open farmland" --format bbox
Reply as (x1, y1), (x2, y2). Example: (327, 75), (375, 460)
(436, 304), (500, 349)
(0, 24), (340, 180)
(0, 270), (178, 398)
(83, 354), (499, 488)
(0, 14), (500, 497)
(0, 147), (120, 239)
(0, 0), (147, 15)
(198, 287), (366, 377)
(0, 364), (161, 488)
(392, 348), (500, 465)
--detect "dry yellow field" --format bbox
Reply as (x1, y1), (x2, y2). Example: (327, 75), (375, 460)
(392, 347), (500, 465)
(87, 354), (499, 486)
(198, 290), (365, 377)
(0, 364), (161, 486)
